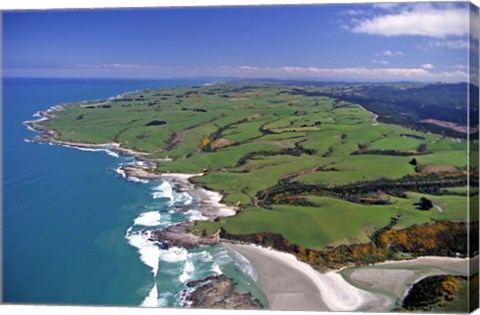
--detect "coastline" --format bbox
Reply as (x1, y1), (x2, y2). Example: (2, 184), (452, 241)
(24, 101), (245, 308)
(24, 91), (475, 311)
(225, 243), (477, 312)
(24, 103), (238, 220)
(225, 243), (391, 312)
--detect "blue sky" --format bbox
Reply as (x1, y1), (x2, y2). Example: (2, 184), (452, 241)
(2, 2), (476, 81)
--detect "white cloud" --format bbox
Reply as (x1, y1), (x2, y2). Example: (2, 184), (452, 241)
(451, 64), (468, 70)
(352, 4), (469, 38)
(238, 65), (257, 70)
(372, 59), (389, 65)
(441, 70), (469, 78)
(342, 9), (366, 16)
(74, 63), (159, 69)
(425, 39), (469, 49)
(420, 63), (434, 70)
(217, 65), (468, 82)
(377, 50), (403, 57)
(225, 65), (430, 77)
(67, 63), (467, 82)
(372, 3), (401, 11)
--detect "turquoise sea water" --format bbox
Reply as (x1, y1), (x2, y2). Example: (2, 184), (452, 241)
(2, 78), (265, 307)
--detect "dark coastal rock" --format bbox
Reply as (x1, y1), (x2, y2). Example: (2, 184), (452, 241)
(122, 166), (162, 180)
(184, 274), (262, 309)
(186, 274), (223, 288)
(150, 223), (218, 249)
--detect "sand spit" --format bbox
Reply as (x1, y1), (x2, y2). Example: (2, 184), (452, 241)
(371, 255), (477, 274)
(345, 255), (476, 301)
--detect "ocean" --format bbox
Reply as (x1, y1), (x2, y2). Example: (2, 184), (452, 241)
(2, 78), (266, 307)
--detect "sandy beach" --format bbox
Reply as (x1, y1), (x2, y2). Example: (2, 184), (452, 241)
(226, 243), (391, 311)
(154, 171), (237, 218)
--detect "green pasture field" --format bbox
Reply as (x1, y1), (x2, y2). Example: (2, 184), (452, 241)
(37, 83), (472, 250)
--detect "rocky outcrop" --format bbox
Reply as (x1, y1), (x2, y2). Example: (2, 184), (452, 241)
(183, 274), (262, 309)
(122, 165), (162, 180)
(150, 223), (218, 249)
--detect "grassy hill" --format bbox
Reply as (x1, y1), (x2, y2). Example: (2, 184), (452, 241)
(36, 83), (474, 250)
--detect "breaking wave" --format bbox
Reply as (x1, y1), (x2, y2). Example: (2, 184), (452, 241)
(141, 284), (158, 307)
(152, 182), (174, 203)
(134, 211), (161, 227)
(125, 228), (161, 277)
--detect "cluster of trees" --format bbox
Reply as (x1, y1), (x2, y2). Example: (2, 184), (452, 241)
(258, 171), (469, 207)
(145, 120), (167, 126)
(413, 197), (434, 210)
(379, 221), (470, 256)
(351, 149), (426, 156)
(402, 275), (464, 311)
(182, 107), (207, 113)
(84, 104), (111, 109)
(270, 192), (313, 206)
(234, 143), (315, 168)
(163, 130), (178, 151)
(401, 134), (425, 140)
(200, 135), (211, 152)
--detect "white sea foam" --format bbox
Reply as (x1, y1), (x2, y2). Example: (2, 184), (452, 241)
(24, 123), (41, 132)
(190, 251), (214, 263)
(105, 150), (119, 158)
(157, 292), (173, 307)
(212, 247), (257, 281)
(179, 192), (193, 206)
(48, 143), (121, 159)
(212, 248), (232, 266)
(114, 167), (126, 178)
(211, 264), (222, 275)
(179, 259), (195, 283)
(47, 104), (64, 112)
(127, 177), (149, 184)
(62, 145), (109, 154)
(114, 166), (149, 183)
(125, 230), (160, 276)
(185, 209), (208, 222)
(152, 181), (174, 203)
(23, 117), (48, 130)
(133, 161), (147, 168)
(158, 246), (188, 263)
(227, 247), (258, 281)
(141, 284), (158, 307)
(134, 211), (161, 227)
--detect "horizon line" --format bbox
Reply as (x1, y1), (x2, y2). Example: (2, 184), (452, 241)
(1, 76), (469, 85)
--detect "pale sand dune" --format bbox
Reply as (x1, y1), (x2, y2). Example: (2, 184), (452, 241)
(227, 244), (390, 311)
